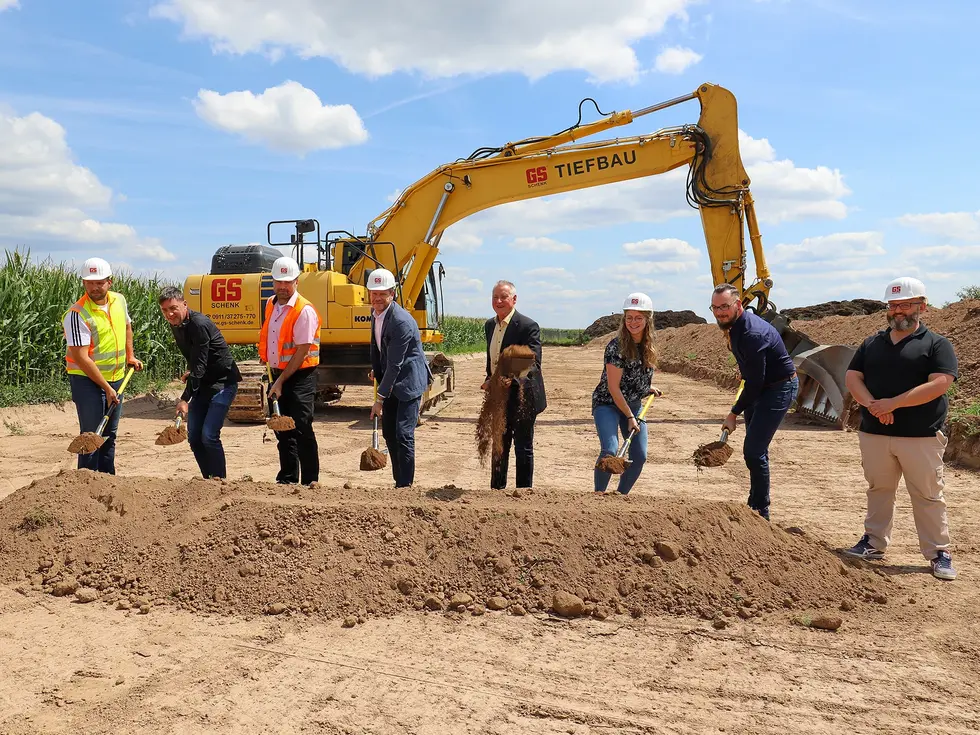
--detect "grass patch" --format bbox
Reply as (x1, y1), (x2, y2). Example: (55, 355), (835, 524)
(3, 419), (25, 435)
(17, 507), (58, 532)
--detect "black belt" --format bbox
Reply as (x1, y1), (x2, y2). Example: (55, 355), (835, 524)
(764, 372), (797, 388)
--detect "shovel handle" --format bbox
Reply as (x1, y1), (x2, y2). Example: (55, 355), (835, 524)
(265, 362), (284, 417)
(719, 428), (729, 443)
(95, 367), (136, 436)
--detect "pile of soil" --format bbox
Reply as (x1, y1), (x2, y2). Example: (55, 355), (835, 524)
(584, 311), (707, 339)
(781, 299), (887, 321)
(1, 471), (895, 627)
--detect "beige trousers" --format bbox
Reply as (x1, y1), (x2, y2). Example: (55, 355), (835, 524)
(858, 431), (950, 559)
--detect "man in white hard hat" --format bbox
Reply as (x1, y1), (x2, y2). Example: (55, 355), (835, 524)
(366, 268), (432, 487)
(710, 283), (798, 520)
(480, 280), (546, 489)
(259, 256), (322, 485)
(843, 277), (959, 580)
(62, 257), (143, 474)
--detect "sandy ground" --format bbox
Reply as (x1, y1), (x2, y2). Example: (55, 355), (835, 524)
(1, 344), (979, 734)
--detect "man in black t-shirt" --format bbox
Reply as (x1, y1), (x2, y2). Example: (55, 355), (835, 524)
(159, 287), (243, 480)
(842, 277), (958, 580)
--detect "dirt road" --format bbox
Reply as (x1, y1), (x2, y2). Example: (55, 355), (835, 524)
(1, 343), (979, 734)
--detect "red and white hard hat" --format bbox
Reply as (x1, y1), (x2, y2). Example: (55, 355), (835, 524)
(884, 277), (926, 302)
(271, 257), (301, 281)
(367, 268), (397, 291)
(80, 257), (112, 281)
(622, 292), (654, 312)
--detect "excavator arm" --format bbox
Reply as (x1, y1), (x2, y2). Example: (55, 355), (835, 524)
(349, 84), (776, 316)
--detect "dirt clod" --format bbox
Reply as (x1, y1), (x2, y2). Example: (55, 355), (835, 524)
(359, 447), (387, 472)
(154, 424), (187, 446)
(74, 587), (99, 603)
(655, 541), (681, 562)
(486, 596), (509, 611)
(808, 615), (843, 631)
(552, 591), (587, 618)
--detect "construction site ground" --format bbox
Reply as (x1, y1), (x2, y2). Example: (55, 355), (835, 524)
(1, 340), (979, 734)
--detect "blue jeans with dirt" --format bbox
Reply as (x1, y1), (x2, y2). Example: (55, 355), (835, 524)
(70, 374), (124, 474)
(593, 400), (647, 494)
(187, 382), (238, 479)
(742, 376), (799, 519)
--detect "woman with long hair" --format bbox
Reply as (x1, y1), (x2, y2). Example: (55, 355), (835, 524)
(591, 293), (660, 494)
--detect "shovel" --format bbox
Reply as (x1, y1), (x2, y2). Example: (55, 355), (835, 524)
(692, 428), (734, 468)
(692, 380), (744, 469)
(596, 390), (657, 475)
(359, 381), (388, 471)
(67, 367), (135, 454)
(155, 413), (187, 446)
(265, 363), (296, 431)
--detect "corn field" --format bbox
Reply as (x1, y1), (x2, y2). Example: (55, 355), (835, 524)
(0, 250), (186, 405)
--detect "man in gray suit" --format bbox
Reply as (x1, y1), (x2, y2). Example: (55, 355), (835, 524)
(368, 268), (433, 487)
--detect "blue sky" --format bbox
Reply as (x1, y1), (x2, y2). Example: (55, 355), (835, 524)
(2, 0), (978, 328)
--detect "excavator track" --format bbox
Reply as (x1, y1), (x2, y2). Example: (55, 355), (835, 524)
(226, 360), (267, 424)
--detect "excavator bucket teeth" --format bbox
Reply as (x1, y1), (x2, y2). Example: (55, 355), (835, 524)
(759, 311), (856, 429)
(792, 345), (857, 427)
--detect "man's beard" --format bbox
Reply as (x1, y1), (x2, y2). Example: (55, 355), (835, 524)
(888, 313), (919, 331)
(715, 315), (735, 331)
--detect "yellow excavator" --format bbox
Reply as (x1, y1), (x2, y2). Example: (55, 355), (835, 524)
(183, 82), (855, 428)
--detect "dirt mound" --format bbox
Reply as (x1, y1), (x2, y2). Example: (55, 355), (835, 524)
(781, 299), (887, 321)
(584, 311), (707, 339)
(1, 470), (895, 626)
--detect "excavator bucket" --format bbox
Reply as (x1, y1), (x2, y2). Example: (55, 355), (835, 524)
(759, 311), (857, 428)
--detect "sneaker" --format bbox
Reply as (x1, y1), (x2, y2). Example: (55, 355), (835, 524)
(931, 551), (957, 581)
(843, 534), (885, 560)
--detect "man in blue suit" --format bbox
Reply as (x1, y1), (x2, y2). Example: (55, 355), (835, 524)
(368, 268), (432, 487)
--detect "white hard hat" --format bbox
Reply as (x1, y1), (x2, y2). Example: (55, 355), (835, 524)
(884, 277), (926, 302)
(271, 256), (301, 281)
(81, 257), (112, 281)
(622, 292), (654, 312)
(367, 268), (397, 291)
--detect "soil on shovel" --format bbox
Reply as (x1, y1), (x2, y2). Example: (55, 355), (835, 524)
(596, 455), (628, 474)
(267, 415), (296, 431)
(67, 433), (104, 455)
(155, 424), (187, 446)
(693, 439), (734, 469)
(1, 470), (898, 626)
(359, 446), (387, 471)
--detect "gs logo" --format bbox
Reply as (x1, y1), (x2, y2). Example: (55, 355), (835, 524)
(525, 166), (548, 186)
(211, 277), (243, 301)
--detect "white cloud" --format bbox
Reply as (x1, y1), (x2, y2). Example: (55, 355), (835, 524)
(0, 0), (19, 11)
(622, 237), (698, 259)
(0, 110), (174, 262)
(152, 0), (695, 83)
(653, 46), (703, 74)
(437, 229), (483, 253)
(915, 244), (980, 262)
(897, 210), (980, 241)
(509, 236), (574, 253)
(743, 131), (850, 223)
(524, 267), (575, 281)
(770, 231), (885, 266)
(194, 80), (368, 155)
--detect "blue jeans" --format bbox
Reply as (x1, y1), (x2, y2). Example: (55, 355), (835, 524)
(743, 376), (799, 519)
(593, 401), (647, 494)
(187, 382), (238, 479)
(70, 374), (124, 474)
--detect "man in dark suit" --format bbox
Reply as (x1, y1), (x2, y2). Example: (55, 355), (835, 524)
(368, 268), (432, 488)
(482, 280), (547, 489)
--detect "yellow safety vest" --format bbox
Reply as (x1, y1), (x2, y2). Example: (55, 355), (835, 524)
(64, 292), (128, 381)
